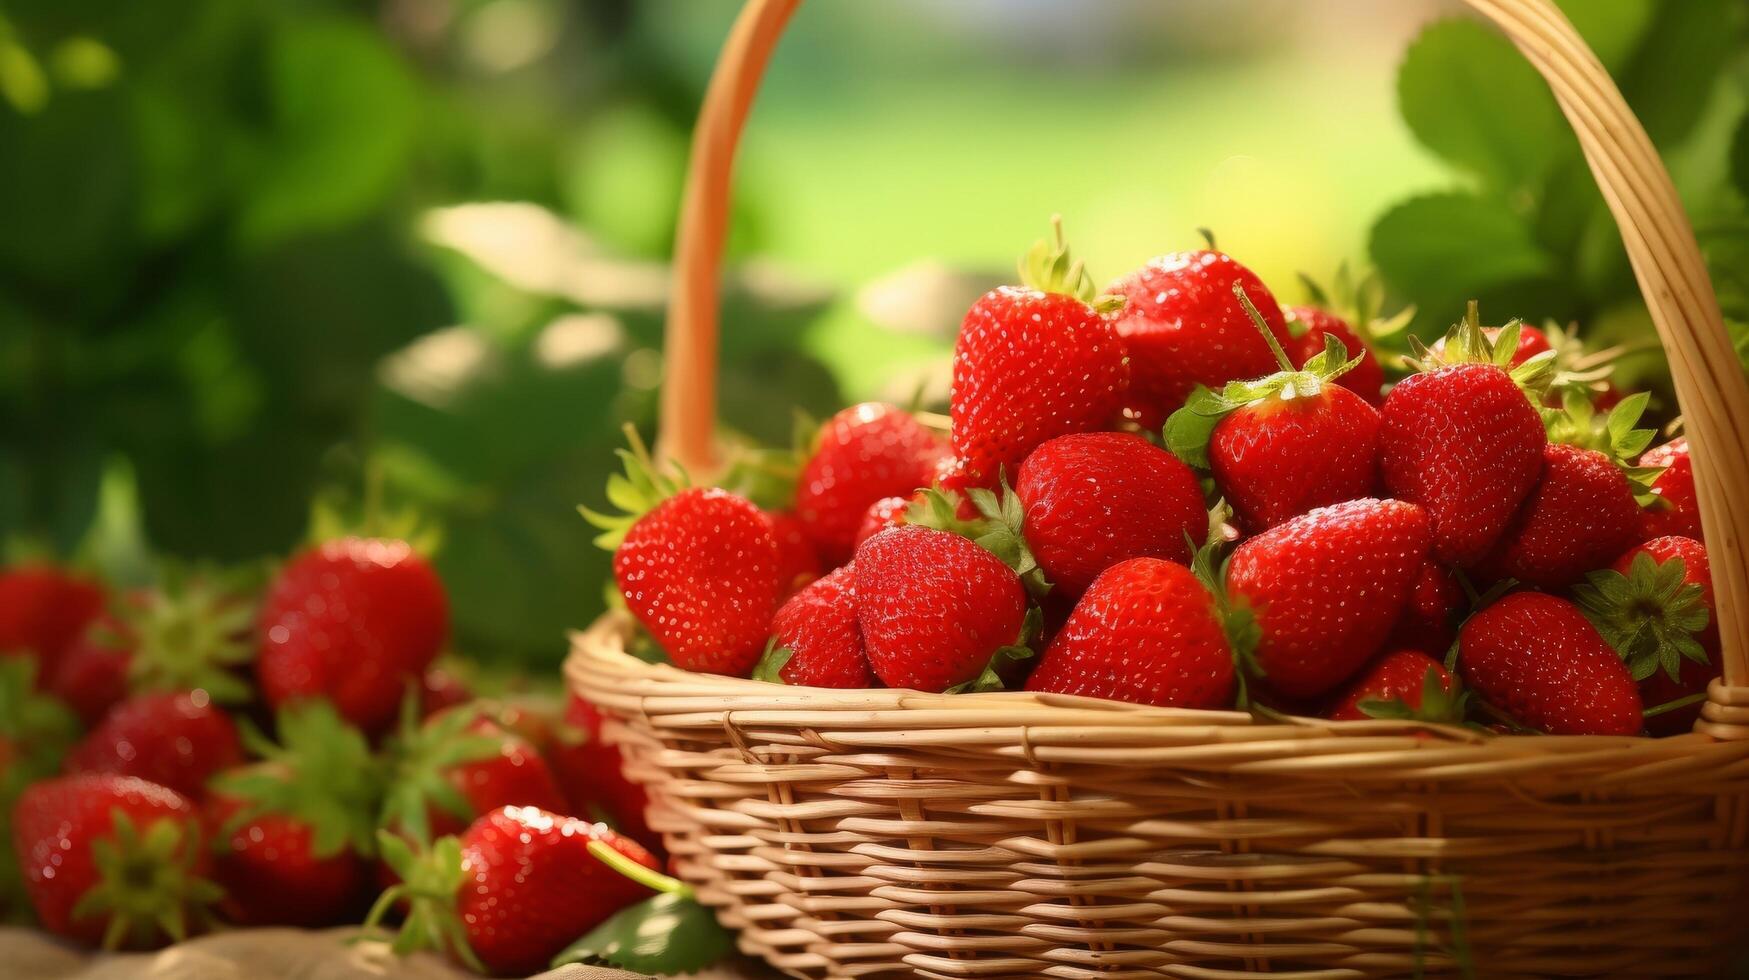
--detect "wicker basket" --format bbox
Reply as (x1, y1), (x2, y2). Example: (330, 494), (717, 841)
(567, 1), (1749, 976)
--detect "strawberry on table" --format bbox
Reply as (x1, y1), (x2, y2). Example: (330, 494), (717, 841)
(949, 218), (1129, 490)
(754, 564), (875, 689)
(1576, 536), (1717, 736)
(0, 565), (105, 673)
(1106, 247), (1290, 428)
(382, 700), (569, 844)
(1024, 557), (1235, 709)
(1, 658), (80, 919)
(257, 537), (449, 735)
(64, 690), (242, 798)
(1225, 498), (1432, 699)
(1166, 283), (1381, 532)
(792, 404), (945, 567)
(1637, 437), (1703, 543)
(548, 695), (656, 851)
(1324, 649), (1462, 723)
(1379, 306), (1551, 567)
(854, 525), (1030, 693)
(1457, 592), (1642, 735)
(10, 774), (221, 948)
(1012, 431), (1207, 597)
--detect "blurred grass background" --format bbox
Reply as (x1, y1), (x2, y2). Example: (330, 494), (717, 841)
(1, 0), (1745, 672)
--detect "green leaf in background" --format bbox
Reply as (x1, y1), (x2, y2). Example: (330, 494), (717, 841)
(1369, 192), (1556, 306)
(551, 892), (734, 976)
(1556, 0), (1653, 73)
(1732, 113), (1749, 199)
(1396, 19), (1566, 193)
(1614, 0), (1743, 149)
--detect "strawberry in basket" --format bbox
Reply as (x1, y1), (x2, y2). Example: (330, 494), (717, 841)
(792, 403), (946, 567)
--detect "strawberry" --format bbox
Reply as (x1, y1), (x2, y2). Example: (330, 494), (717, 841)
(0, 565), (105, 671)
(548, 695), (656, 851)
(206, 701), (381, 927)
(1432, 323), (1551, 368)
(854, 525), (1030, 693)
(1286, 266), (1415, 409)
(853, 495), (913, 549)
(371, 806), (658, 977)
(382, 701), (569, 844)
(1385, 559), (1464, 653)
(950, 219), (1129, 489)
(1457, 592), (1641, 735)
(48, 612), (134, 726)
(1576, 536), (1716, 736)
(1638, 437), (1703, 542)
(1106, 248), (1289, 428)
(11, 774), (220, 948)
(64, 690), (242, 797)
(1024, 557), (1234, 708)
(1225, 498), (1432, 699)
(1288, 307), (1387, 407)
(1379, 309), (1551, 567)
(754, 564), (875, 688)
(257, 537), (448, 735)
(1013, 431), (1207, 596)
(0, 659), (80, 919)
(1324, 649), (1462, 723)
(1166, 284), (1380, 532)
(764, 509), (823, 597)
(418, 666), (473, 718)
(792, 404), (945, 566)
(1477, 393), (1659, 589)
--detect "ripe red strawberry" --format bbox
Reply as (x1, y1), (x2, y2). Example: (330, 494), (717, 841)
(257, 537), (448, 735)
(206, 701), (380, 927)
(1024, 558), (1234, 708)
(1379, 312), (1550, 566)
(1324, 649), (1461, 723)
(1385, 559), (1464, 653)
(64, 690), (242, 797)
(951, 221), (1129, 489)
(1014, 431), (1207, 596)
(1107, 249), (1290, 427)
(11, 774), (220, 948)
(383, 704), (569, 843)
(1225, 498), (1431, 699)
(793, 404), (945, 566)
(764, 509), (823, 597)
(1, 659), (80, 919)
(372, 806), (658, 977)
(854, 525), (1029, 693)
(755, 564), (875, 688)
(853, 495), (913, 549)
(1638, 437), (1703, 542)
(48, 612), (134, 726)
(1458, 592), (1641, 735)
(0, 565), (104, 671)
(1168, 286), (1381, 532)
(1576, 536), (1716, 737)
(1433, 323), (1551, 367)
(548, 695), (656, 851)
(1288, 307), (1386, 407)
(418, 666), (472, 718)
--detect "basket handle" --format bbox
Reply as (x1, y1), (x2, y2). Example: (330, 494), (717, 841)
(659, 0), (1749, 736)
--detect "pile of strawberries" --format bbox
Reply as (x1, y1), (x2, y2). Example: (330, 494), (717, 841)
(604, 221), (1713, 740)
(0, 540), (680, 976)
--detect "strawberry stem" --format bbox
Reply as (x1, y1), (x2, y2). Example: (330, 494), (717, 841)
(1642, 692), (1708, 720)
(586, 839), (692, 898)
(1233, 282), (1294, 373)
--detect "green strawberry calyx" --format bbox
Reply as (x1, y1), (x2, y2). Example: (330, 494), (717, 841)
(75, 808), (223, 950)
(1018, 215), (1124, 314)
(119, 566), (259, 705)
(750, 641), (794, 685)
(908, 474), (1051, 597)
(945, 605), (1043, 695)
(1541, 389), (1664, 504)
(1356, 667), (1471, 726)
(1574, 551), (1711, 684)
(0, 658), (79, 782)
(1187, 506), (1263, 704)
(214, 701), (384, 859)
(1407, 301), (1556, 401)
(361, 831), (485, 974)
(1164, 282), (1366, 470)
(1293, 264), (1416, 367)
(1538, 319), (1639, 404)
(581, 423), (688, 551)
(378, 695), (506, 847)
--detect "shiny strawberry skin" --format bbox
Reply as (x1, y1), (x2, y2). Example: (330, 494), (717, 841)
(257, 538), (449, 735)
(1015, 432), (1207, 597)
(853, 495), (913, 550)
(1226, 498), (1432, 698)
(1288, 307), (1385, 407)
(1025, 558), (1233, 708)
(1615, 536), (1716, 736)
(770, 564), (875, 688)
(1385, 559), (1463, 653)
(1458, 592), (1641, 735)
(0, 566), (105, 671)
(1107, 251), (1290, 427)
(854, 525), (1027, 692)
(951, 287), (1128, 489)
(1379, 363), (1546, 567)
(206, 792), (366, 927)
(1325, 649), (1453, 721)
(613, 488), (780, 676)
(457, 807), (658, 977)
(12, 774), (208, 946)
(794, 403), (945, 566)
(549, 696), (656, 852)
(1211, 384), (1381, 532)
(430, 719), (570, 838)
(64, 691), (242, 797)
(1638, 437), (1703, 542)
(763, 509), (822, 598)
(1478, 444), (1642, 589)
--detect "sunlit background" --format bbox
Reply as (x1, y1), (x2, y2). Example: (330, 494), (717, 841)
(2, 0), (1745, 671)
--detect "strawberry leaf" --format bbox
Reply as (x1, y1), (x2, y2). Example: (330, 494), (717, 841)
(1016, 215), (1119, 312)
(580, 423), (685, 551)
(750, 643), (793, 685)
(965, 474), (1050, 597)
(122, 566), (259, 704)
(1575, 552), (1711, 683)
(379, 694), (508, 846)
(216, 701), (384, 858)
(551, 891), (733, 975)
